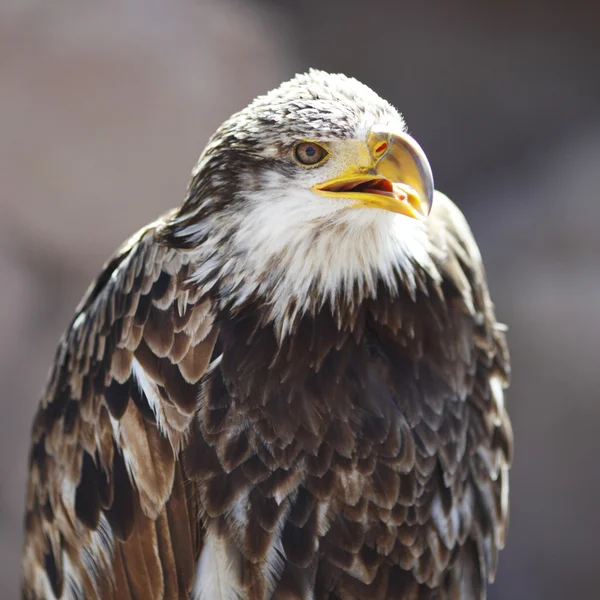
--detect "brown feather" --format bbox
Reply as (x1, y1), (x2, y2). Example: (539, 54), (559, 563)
(22, 225), (217, 599)
(22, 172), (510, 600)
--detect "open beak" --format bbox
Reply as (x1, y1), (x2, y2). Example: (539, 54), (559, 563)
(312, 125), (434, 219)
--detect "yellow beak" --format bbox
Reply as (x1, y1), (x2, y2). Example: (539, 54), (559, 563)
(312, 125), (434, 219)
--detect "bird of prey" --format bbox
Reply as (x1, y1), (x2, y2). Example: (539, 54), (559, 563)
(22, 70), (512, 600)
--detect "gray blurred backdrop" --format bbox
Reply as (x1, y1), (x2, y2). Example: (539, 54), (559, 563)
(1, 0), (599, 598)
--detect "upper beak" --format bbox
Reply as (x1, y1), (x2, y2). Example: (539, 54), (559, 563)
(312, 125), (434, 219)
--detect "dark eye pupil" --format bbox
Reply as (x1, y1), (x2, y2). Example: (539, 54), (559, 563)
(305, 145), (316, 156)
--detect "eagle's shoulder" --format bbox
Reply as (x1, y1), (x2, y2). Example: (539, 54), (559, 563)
(427, 191), (509, 371)
(23, 215), (217, 599)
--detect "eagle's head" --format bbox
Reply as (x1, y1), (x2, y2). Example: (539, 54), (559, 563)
(166, 70), (436, 329)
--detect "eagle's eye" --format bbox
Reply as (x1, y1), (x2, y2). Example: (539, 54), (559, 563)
(293, 142), (328, 167)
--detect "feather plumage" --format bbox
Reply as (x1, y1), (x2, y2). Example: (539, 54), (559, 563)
(23, 222), (216, 599)
(22, 71), (511, 600)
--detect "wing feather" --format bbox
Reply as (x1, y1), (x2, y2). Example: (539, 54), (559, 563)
(425, 192), (512, 589)
(22, 220), (217, 599)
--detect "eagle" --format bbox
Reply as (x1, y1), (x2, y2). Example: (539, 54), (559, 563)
(22, 70), (512, 600)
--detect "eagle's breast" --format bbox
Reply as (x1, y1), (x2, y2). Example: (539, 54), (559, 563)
(187, 274), (493, 598)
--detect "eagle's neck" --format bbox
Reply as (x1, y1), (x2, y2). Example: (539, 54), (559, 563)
(177, 200), (440, 339)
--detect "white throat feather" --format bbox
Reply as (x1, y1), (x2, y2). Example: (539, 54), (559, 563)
(179, 185), (439, 338)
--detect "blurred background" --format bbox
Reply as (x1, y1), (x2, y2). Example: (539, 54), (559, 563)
(1, 0), (599, 597)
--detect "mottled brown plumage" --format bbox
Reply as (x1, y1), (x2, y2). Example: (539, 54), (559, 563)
(22, 70), (511, 599)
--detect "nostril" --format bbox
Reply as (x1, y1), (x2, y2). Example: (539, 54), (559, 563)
(374, 142), (388, 155)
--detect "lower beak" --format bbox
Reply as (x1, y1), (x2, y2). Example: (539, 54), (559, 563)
(312, 127), (434, 219)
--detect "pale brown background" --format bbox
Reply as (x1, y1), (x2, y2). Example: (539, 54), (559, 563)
(1, 1), (599, 598)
